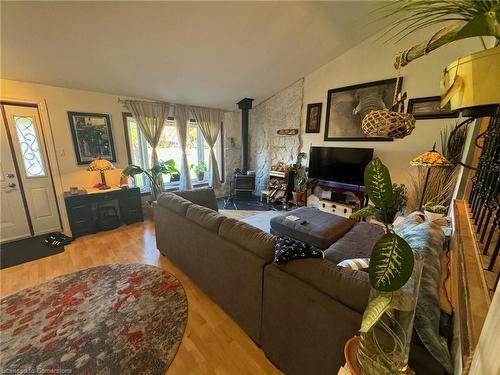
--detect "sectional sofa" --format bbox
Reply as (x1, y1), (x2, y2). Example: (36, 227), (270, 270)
(154, 189), (445, 374)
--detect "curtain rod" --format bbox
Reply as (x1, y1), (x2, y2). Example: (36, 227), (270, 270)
(117, 98), (227, 112)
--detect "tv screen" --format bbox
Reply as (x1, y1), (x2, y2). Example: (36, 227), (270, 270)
(308, 146), (374, 186)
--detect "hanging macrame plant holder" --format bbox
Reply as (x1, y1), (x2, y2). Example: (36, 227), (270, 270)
(362, 53), (416, 139)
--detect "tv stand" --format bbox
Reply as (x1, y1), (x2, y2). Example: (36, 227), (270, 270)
(306, 179), (368, 208)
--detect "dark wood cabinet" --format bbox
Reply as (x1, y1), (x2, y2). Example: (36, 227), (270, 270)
(64, 187), (143, 238)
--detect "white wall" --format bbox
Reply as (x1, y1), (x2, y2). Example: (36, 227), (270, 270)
(300, 31), (485, 186)
(0, 79), (134, 190)
(0, 79), (240, 233)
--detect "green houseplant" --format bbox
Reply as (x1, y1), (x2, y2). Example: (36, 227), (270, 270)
(191, 161), (208, 181)
(423, 202), (448, 222)
(350, 159), (422, 374)
(122, 159), (178, 220)
(373, 183), (408, 224)
(292, 152), (308, 204)
(381, 0), (500, 114)
(122, 159), (178, 202)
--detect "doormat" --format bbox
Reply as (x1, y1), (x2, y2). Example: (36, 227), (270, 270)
(0, 235), (64, 269)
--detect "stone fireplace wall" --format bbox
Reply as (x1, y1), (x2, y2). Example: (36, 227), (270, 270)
(248, 79), (304, 195)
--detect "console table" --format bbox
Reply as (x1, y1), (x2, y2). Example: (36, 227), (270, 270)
(64, 187), (143, 238)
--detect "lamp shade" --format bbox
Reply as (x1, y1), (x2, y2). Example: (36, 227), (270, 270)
(87, 158), (115, 172)
(410, 145), (452, 168)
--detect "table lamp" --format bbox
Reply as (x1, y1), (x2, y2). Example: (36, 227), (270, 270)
(410, 144), (452, 211)
(87, 158), (115, 190)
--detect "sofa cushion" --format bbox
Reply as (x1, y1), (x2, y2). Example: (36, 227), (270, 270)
(275, 259), (370, 313)
(219, 218), (275, 261)
(186, 204), (226, 233)
(175, 188), (218, 212)
(270, 207), (355, 249)
(157, 192), (191, 216)
(324, 222), (384, 264)
(337, 258), (370, 271)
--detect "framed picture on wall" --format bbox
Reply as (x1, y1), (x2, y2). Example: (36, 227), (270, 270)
(305, 103), (322, 133)
(324, 78), (401, 141)
(407, 96), (458, 119)
(67, 111), (116, 165)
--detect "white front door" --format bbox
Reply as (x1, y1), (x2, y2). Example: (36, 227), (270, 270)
(0, 112), (32, 242)
(1, 104), (61, 240)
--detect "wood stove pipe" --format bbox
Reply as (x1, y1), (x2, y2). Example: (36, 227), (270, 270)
(237, 98), (254, 173)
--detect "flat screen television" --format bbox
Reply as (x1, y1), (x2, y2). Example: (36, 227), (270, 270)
(308, 146), (374, 186)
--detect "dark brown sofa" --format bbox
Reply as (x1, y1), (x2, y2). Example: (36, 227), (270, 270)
(154, 190), (445, 374)
(261, 222), (445, 375)
(154, 191), (275, 344)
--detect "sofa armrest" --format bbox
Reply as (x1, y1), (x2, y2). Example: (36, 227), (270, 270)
(175, 188), (218, 211)
(275, 259), (370, 314)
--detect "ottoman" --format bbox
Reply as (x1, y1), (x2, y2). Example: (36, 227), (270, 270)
(270, 207), (355, 249)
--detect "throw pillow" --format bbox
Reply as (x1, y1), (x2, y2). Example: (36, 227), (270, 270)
(337, 258), (370, 271)
(274, 235), (323, 264)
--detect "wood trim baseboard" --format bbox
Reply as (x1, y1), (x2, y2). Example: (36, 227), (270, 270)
(451, 200), (491, 374)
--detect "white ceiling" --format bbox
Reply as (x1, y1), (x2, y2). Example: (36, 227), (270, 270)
(1, 1), (386, 110)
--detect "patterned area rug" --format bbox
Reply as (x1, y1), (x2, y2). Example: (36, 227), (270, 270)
(0, 264), (187, 375)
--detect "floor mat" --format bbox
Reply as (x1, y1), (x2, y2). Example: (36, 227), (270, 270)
(217, 196), (284, 211)
(0, 235), (64, 269)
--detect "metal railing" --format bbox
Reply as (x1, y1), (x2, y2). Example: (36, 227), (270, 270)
(468, 112), (499, 292)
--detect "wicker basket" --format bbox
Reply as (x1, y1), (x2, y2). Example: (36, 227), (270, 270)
(362, 110), (416, 138)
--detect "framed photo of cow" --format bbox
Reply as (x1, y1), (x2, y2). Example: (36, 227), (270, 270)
(324, 78), (402, 141)
(305, 103), (322, 133)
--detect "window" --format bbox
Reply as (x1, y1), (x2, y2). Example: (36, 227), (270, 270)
(123, 113), (222, 191)
(13, 116), (46, 177)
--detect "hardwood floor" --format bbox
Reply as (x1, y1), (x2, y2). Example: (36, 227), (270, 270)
(0, 221), (282, 375)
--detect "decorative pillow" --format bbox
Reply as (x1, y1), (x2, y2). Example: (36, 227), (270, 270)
(337, 258), (370, 271)
(274, 236), (324, 265)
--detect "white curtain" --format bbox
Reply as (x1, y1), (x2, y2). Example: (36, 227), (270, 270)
(191, 106), (224, 188)
(173, 104), (193, 191)
(123, 100), (170, 165)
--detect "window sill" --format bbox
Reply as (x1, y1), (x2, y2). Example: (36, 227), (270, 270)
(139, 180), (210, 196)
(164, 180), (210, 192)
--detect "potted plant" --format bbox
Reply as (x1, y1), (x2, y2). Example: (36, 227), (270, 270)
(191, 161), (208, 181)
(122, 159), (178, 220)
(361, 182), (408, 224)
(381, 0), (500, 116)
(292, 152), (308, 204)
(422, 202), (448, 222)
(170, 172), (180, 183)
(350, 159), (422, 374)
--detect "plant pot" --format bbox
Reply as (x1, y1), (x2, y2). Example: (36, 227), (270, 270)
(170, 173), (180, 182)
(357, 252), (424, 375)
(196, 172), (204, 181)
(424, 210), (445, 223)
(441, 47), (500, 113)
(292, 191), (304, 204)
(144, 201), (154, 221)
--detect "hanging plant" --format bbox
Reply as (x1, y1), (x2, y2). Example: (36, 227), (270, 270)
(378, 0), (500, 67)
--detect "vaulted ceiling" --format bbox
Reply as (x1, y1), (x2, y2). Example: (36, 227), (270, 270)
(1, 1), (387, 110)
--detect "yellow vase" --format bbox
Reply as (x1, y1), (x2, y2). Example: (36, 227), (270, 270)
(441, 46), (500, 111)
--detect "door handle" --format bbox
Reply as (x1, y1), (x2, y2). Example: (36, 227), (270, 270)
(6, 173), (15, 178)
(8, 183), (16, 188)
